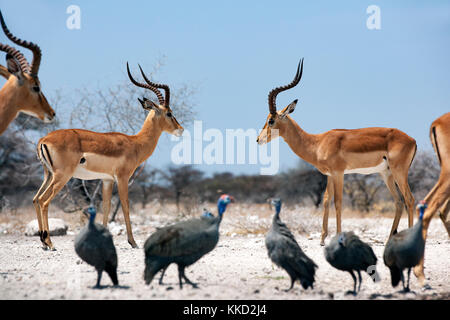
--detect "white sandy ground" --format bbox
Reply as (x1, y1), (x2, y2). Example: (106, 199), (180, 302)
(0, 203), (449, 300)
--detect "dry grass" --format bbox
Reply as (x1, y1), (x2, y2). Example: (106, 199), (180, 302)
(0, 200), (439, 238)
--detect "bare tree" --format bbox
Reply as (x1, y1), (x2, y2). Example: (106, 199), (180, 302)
(343, 174), (384, 212)
(161, 165), (204, 212)
(408, 150), (440, 201)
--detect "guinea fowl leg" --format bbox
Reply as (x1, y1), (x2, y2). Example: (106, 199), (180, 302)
(178, 265), (198, 289)
(284, 278), (295, 292)
(95, 270), (102, 288)
(345, 271), (357, 295)
(400, 271), (408, 293)
(357, 270), (362, 292)
(159, 266), (168, 285)
(405, 268), (412, 292)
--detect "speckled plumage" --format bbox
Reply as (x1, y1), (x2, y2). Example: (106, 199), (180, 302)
(74, 208), (118, 287)
(324, 231), (377, 294)
(265, 199), (317, 291)
(144, 195), (232, 288)
(383, 203), (426, 292)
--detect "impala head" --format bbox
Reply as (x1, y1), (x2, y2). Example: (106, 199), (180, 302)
(127, 62), (184, 137)
(0, 11), (55, 123)
(257, 58), (303, 145)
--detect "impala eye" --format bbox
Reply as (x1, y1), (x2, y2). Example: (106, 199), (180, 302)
(166, 112), (172, 118)
(268, 118), (275, 126)
(32, 86), (40, 93)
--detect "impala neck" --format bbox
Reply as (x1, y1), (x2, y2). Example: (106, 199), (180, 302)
(280, 116), (319, 165)
(0, 80), (20, 134)
(134, 111), (165, 163)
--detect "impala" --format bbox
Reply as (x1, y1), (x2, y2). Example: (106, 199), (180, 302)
(413, 112), (450, 287)
(257, 59), (417, 245)
(33, 63), (184, 250)
(0, 11), (55, 135)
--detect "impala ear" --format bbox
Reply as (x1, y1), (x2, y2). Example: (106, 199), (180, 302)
(138, 97), (160, 113)
(280, 99), (298, 118)
(6, 54), (24, 84)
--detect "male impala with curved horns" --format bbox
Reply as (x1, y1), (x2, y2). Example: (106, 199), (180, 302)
(257, 59), (417, 246)
(33, 63), (183, 250)
(414, 112), (450, 287)
(0, 11), (55, 135)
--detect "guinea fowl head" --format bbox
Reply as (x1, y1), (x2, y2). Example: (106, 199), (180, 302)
(417, 200), (428, 221)
(270, 198), (282, 217)
(202, 208), (214, 219)
(338, 233), (346, 246)
(83, 206), (97, 225)
(217, 194), (234, 218)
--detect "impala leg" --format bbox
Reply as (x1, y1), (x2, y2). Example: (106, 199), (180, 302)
(413, 177), (450, 287)
(380, 170), (405, 239)
(38, 173), (71, 250)
(33, 167), (51, 244)
(320, 177), (334, 246)
(102, 180), (114, 227)
(333, 174), (344, 235)
(438, 199), (450, 237)
(390, 168), (415, 229)
(117, 177), (138, 248)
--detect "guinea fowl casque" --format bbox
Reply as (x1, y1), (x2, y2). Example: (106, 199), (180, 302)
(324, 231), (378, 295)
(383, 201), (427, 292)
(74, 207), (118, 288)
(265, 198), (317, 291)
(144, 194), (234, 288)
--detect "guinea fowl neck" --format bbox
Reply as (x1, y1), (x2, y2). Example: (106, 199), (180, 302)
(89, 212), (96, 226)
(419, 207), (425, 221)
(273, 205), (281, 223)
(216, 203), (228, 225)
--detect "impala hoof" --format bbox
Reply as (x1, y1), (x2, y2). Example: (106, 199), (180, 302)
(128, 240), (138, 249)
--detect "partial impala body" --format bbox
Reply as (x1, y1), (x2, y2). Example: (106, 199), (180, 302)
(0, 11), (55, 135)
(33, 63), (183, 250)
(257, 59), (417, 245)
(413, 112), (450, 287)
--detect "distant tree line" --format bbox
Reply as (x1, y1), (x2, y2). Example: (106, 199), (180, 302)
(0, 123), (440, 216)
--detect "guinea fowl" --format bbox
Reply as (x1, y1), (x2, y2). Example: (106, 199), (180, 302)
(383, 201), (427, 292)
(265, 198), (317, 291)
(157, 207), (217, 285)
(144, 194), (234, 288)
(74, 207), (118, 288)
(324, 231), (378, 295)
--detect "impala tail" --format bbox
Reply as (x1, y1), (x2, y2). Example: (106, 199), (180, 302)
(37, 142), (53, 172)
(430, 126), (442, 165)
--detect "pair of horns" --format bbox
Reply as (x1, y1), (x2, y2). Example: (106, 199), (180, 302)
(0, 10), (42, 77)
(127, 62), (170, 107)
(268, 58), (304, 115)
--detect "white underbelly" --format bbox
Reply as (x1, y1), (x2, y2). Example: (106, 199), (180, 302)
(344, 160), (388, 175)
(73, 166), (113, 180)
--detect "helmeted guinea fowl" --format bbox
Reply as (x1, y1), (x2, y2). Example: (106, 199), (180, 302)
(324, 231), (378, 295)
(157, 207), (217, 285)
(74, 206), (118, 288)
(144, 194), (234, 288)
(383, 201), (427, 292)
(265, 198), (317, 291)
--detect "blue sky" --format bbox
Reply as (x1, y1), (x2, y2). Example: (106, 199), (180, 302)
(1, 1), (449, 175)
